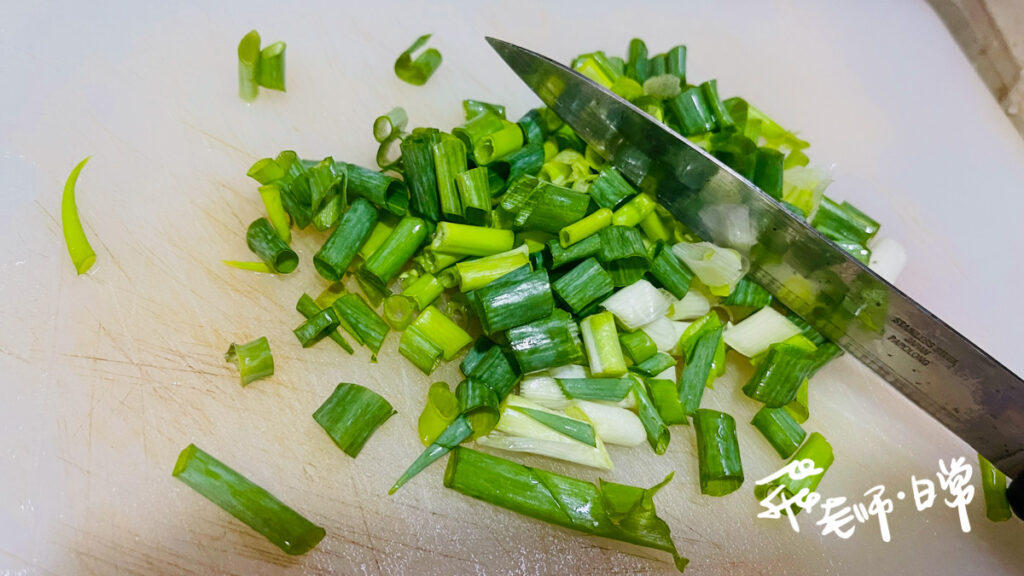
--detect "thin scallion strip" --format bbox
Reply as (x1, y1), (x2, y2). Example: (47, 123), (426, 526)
(390, 415), (473, 494)
(430, 222), (514, 256)
(551, 257), (614, 315)
(611, 193), (656, 227)
(470, 266), (554, 334)
(332, 293), (389, 359)
(632, 352), (676, 377)
(237, 30), (261, 102)
(559, 208), (612, 247)
(293, 307), (340, 348)
(619, 330), (657, 364)
(588, 167), (636, 210)
(258, 184), (291, 243)
(457, 378), (500, 439)
(246, 218), (298, 273)
(399, 325), (444, 374)
(342, 162), (409, 216)
(257, 41), (286, 91)
(374, 107), (408, 143)
(693, 409), (744, 496)
(755, 432), (834, 514)
(646, 378), (686, 425)
(313, 198), (379, 281)
(419, 381), (459, 445)
(507, 309), (586, 373)
(61, 157), (97, 274)
(361, 215), (428, 291)
(223, 260), (273, 273)
(556, 378), (632, 403)
(401, 128), (442, 221)
(450, 244), (530, 292)
(548, 235), (601, 269)
(647, 241), (694, 299)
(433, 137), (468, 220)
(225, 337), (274, 386)
(678, 326), (724, 416)
(455, 167), (491, 225)
(313, 382), (396, 458)
(394, 34), (442, 86)
(580, 311), (627, 377)
(978, 454), (1012, 522)
(297, 294), (353, 354)
(461, 337), (520, 400)
(411, 305), (472, 360)
(751, 407), (806, 459)
(172, 445), (325, 555)
(631, 376), (670, 454)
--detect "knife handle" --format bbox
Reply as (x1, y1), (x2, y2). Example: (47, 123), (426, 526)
(1008, 474), (1024, 521)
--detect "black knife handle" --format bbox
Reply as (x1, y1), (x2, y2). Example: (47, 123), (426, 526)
(1008, 474), (1024, 520)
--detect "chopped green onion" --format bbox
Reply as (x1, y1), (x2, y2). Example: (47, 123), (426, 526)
(457, 378), (500, 439)
(631, 376), (671, 454)
(667, 86), (714, 136)
(482, 396), (612, 469)
(626, 38), (650, 82)
(246, 218), (298, 274)
(224, 337), (274, 386)
(784, 378), (810, 423)
(416, 247), (465, 275)
(646, 378), (686, 425)
(559, 208), (612, 247)
(588, 166), (636, 210)
(751, 406), (806, 459)
(343, 163), (409, 216)
(507, 309), (585, 373)
(723, 306), (801, 358)
(473, 120), (524, 165)
(619, 330), (658, 364)
(672, 241), (744, 296)
(723, 277), (773, 308)
(752, 148), (784, 200)
(678, 326), (724, 416)
(755, 432), (834, 514)
(401, 128), (442, 221)
(611, 193), (656, 227)
(503, 176), (591, 233)
(580, 311), (627, 377)
(382, 293), (418, 330)
(693, 409), (744, 496)
(312, 198), (378, 281)
(293, 307), (340, 348)
(668, 289), (711, 321)
(433, 137), (468, 220)
(610, 76), (644, 101)
(374, 107), (408, 143)
(647, 241), (694, 299)
(450, 244), (531, 292)
(453, 112), (504, 152)
(643, 74), (681, 99)
(640, 210), (670, 242)
(520, 376), (570, 409)
(247, 157), (286, 184)
(632, 352), (677, 377)
(464, 99), (505, 119)
(743, 341), (825, 407)
(455, 167), (491, 225)
(555, 378), (632, 403)
(597, 226), (649, 286)
(811, 197), (879, 247)
(470, 266), (554, 334)
(361, 215), (428, 291)
(257, 184), (291, 243)
(391, 415), (473, 494)
(410, 305), (471, 360)
(237, 30), (261, 101)
(297, 294), (353, 354)
(551, 257), (615, 315)
(641, 317), (686, 354)
(222, 260), (272, 273)
(978, 454), (1012, 522)
(400, 272), (443, 310)
(663, 45), (687, 83)
(313, 383), (396, 458)
(548, 235), (601, 269)
(257, 41), (286, 91)
(394, 34), (442, 86)
(601, 279), (671, 331)
(511, 405), (597, 447)
(698, 80), (733, 131)
(572, 400), (645, 446)
(332, 293), (389, 359)
(430, 222), (514, 256)
(419, 381), (459, 445)
(61, 157), (97, 274)
(399, 325), (444, 374)
(172, 445), (324, 555)
(461, 337), (520, 400)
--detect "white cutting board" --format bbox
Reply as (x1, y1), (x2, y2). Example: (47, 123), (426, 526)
(2, 1), (1024, 574)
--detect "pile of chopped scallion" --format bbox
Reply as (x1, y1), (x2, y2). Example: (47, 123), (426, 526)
(168, 35), (966, 573)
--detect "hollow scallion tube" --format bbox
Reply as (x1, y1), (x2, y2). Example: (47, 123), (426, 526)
(399, 325), (444, 374)
(646, 378), (686, 426)
(665, 45), (687, 82)
(631, 375), (670, 454)
(693, 409), (744, 496)
(473, 120), (524, 165)
(449, 244), (530, 292)
(411, 305), (472, 361)
(453, 111), (504, 152)
(297, 294), (352, 354)
(172, 445), (325, 555)
(619, 330), (658, 364)
(751, 407), (806, 459)
(632, 352), (677, 378)
(402, 272), (443, 310)
(978, 454), (1012, 522)
(433, 137), (467, 221)
(394, 34), (442, 86)
(589, 166), (636, 210)
(647, 241), (694, 299)
(470, 266), (554, 334)
(61, 157), (97, 274)
(418, 381), (459, 445)
(225, 337), (274, 386)
(580, 311), (627, 377)
(401, 128), (442, 221)
(416, 248), (465, 275)
(313, 383), (396, 458)
(549, 235), (601, 268)
(382, 293), (417, 331)
(742, 343), (819, 407)
(699, 80), (732, 130)
(667, 87), (714, 136)
(461, 338), (520, 400)
(611, 193), (656, 227)
(342, 162), (409, 216)
(361, 215), (428, 290)
(457, 379), (500, 439)
(313, 198), (379, 281)
(332, 293), (389, 360)
(374, 107), (408, 143)
(551, 257), (614, 315)
(678, 326), (724, 416)
(390, 415), (473, 494)
(237, 30), (261, 101)
(559, 208), (612, 248)
(293, 307), (340, 348)
(454, 167), (491, 225)
(430, 222), (514, 256)
(626, 38), (650, 82)
(596, 226), (650, 287)
(257, 41), (286, 91)
(507, 310), (585, 373)
(246, 218), (298, 273)
(753, 148), (784, 200)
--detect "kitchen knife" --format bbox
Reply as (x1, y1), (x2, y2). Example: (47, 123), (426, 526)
(486, 37), (1024, 517)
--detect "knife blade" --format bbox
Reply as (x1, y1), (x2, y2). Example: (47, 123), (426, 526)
(486, 37), (1024, 488)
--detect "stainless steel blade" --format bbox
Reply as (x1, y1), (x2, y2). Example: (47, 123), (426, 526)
(487, 37), (1024, 477)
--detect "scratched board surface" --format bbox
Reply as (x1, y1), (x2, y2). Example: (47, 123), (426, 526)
(2, 1), (1024, 574)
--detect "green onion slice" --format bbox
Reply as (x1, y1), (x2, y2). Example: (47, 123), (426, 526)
(693, 409), (744, 496)
(313, 382), (396, 458)
(237, 30), (261, 101)
(394, 34), (442, 86)
(297, 294), (353, 354)
(61, 157), (97, 274)
(374, 107), (409, 143)
(224, 337), (274, 386)
(418, 381), (459, 445)
(246, 218), (298, 274)
(751, 406), (806, 459)
(257, 41), (286, 91)
(978, 453), (1012, 522)
(332, 293), (389, 360)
